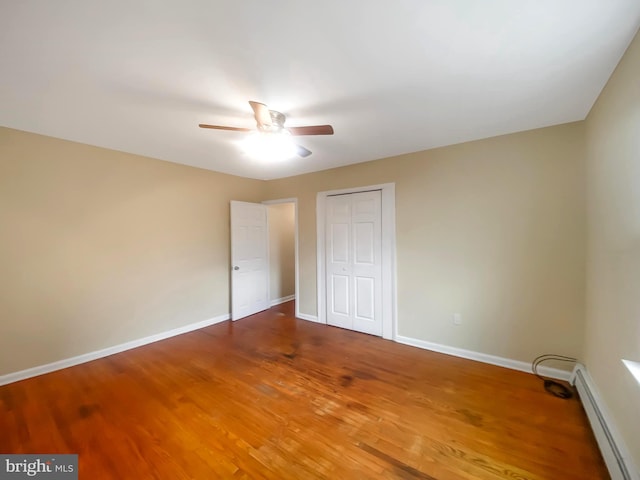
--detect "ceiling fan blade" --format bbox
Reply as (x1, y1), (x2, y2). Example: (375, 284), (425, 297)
(199, 124), (252, 132)
(249, 101), (272, 127)
(288, 125), (334, 136)
(296, 144), (312, 158)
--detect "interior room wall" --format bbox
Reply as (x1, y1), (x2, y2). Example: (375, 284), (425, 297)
(0, 127), (265, 376)
(584, 30), (640, 466)
(267, 203), (295, 303)
(265, 122), (586, 364)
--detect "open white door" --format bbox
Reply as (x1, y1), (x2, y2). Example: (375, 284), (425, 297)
(230, 201), (269, 321)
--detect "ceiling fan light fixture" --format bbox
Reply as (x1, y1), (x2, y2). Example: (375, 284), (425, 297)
(201, 100), (333, 159)
(240, 131), (297, 162)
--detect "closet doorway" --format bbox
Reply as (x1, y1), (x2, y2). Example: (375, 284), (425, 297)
(317, 184), (396, 339)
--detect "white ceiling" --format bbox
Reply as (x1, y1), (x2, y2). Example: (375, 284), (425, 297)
(1, 1), (639, 180)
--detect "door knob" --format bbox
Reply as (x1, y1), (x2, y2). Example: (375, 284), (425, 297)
(233, 266), (240, 270)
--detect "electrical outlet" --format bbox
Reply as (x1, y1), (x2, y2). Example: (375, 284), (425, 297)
(453, 313), (462, 326)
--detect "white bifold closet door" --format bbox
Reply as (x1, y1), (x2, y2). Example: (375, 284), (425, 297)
(325, 190), (382, 336)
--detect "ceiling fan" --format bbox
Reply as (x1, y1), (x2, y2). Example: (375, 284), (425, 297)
(199, 101), (334, 158)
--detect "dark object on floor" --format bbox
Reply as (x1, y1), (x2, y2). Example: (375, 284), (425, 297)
(532, 354), (578, 399)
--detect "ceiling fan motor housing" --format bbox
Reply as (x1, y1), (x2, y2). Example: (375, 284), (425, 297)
(262, 110), (286, 133)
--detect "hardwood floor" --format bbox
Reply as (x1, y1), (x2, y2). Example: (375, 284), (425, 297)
(0, 301), (608, 479)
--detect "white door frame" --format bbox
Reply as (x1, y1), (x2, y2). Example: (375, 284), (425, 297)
(262, 198), (300, 317)
(317, 183), (397, 340)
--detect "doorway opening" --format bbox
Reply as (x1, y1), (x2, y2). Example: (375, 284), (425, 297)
(264, 198), (298, 314)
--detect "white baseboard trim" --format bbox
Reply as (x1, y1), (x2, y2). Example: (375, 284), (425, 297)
(296, 312), (321, 323)
(0, 313), (230, 387)
(269, 294), (295, 307)
(394, 335), (571, 381)
(570, 364), (639, 480)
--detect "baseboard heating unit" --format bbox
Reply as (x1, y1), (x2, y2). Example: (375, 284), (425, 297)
(570, 364), (639, 480)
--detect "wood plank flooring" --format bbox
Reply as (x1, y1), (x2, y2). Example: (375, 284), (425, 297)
(0, 301), (608, 479)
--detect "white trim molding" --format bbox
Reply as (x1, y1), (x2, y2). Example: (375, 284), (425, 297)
(296, 312), (321, 323)
(395, 335), (572, 381)
(316, 183), (397, 340)
(570, 364), (639, 480)
(622, 359), (640, 386)
(0, 313), (230, 387)
(269, 295), (295, 307)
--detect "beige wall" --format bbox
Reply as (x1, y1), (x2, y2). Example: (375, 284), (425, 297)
(584, 30), (640, 466)
(0, 122), (587, 377)
(268, 203), (295, 302)
(266, 122), (586, 363)
(0, 127), (265, 375)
